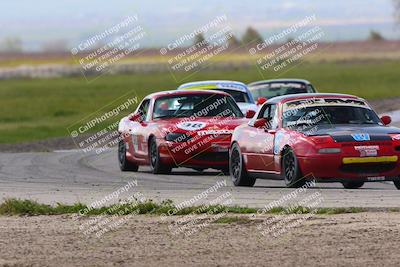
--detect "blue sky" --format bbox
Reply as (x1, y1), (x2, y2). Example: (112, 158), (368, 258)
(0, 0), (398, 50)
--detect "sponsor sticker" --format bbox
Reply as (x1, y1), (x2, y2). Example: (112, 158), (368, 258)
(182, 82), (247, 92)
(351, 133), (371, 142)
(392, 134), (400, 141)
(274, 132), (285, 155)
(284, 98), (370, 111)
(355, 145), (379, 157)
(197, 130), (233, 136)
(176, 122), (206, 131)
(132, 134), (139, 151)
(367, 176), (386, 181)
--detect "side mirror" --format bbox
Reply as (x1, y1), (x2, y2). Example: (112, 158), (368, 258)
(257, 97), (267, 105)
(253, 118), (268, 128)
(129, 113), (143, 122)
(381, 115), (392, 126)
(245, 110), (256, 118)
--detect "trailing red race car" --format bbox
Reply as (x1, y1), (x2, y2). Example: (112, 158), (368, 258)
(229, 93), (400, 189)
(118, 90), (251, 174)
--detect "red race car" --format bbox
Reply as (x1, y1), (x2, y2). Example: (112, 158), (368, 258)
(118, 90), (252, 174)
(229, 93), (400, 189)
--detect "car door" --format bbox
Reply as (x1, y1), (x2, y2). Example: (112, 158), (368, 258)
(246, 104), (278, 172)
(131, 99), (151, 160)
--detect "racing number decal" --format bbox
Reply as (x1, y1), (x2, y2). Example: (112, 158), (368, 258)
(176, 122), (206, 131)
(274, 132), (284, 155)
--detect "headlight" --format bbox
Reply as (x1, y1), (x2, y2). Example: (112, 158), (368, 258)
(318, 148), (341, 154)
(165, 133), (192, 142)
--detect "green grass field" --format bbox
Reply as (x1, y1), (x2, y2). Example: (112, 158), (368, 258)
(1, 61), (399, 144)
(0, 198), (366, 216)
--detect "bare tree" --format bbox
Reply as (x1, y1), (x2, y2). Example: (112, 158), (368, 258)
(1, 37), (23, 52)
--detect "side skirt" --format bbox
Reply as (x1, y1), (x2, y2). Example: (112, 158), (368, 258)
(248, 171), (283, 180)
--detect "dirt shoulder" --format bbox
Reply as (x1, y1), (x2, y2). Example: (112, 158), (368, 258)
(0, 212), (399, 267)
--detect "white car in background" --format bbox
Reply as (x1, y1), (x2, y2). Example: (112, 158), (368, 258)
(248, 79), (317, 103)
(177, 80), (258, 115)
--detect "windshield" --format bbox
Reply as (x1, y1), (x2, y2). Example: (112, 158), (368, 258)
(251, 83), (315, 98)
(283, 106), (381, 129)
(153, 94), (243, 119)
(217, 89), (250, 103)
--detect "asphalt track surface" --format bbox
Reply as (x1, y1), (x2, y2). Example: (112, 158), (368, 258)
(1, 148), (400, 209)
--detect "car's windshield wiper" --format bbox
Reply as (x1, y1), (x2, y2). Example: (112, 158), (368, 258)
(174, 113), (192, 118)
(287, 121), (315, 127)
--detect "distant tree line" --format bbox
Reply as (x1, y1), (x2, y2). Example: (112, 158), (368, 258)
(4, 0), (400, 54)
(193, 26), (264, 47)
(366, 0), (400, 41)
(0, 37), (23, 53)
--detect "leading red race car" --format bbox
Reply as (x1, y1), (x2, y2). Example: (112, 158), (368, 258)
(229, 93), (400, 189)
(118, 90), (251, 174)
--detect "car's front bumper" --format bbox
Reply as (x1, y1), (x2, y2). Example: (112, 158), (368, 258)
(298, 154), (400, 181)
(157, 139), (231, 169)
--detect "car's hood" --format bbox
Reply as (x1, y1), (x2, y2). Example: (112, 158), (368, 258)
(306, 124), (400, 142)
(155, 117), (248, 135)
(237, 103), (258, 113)
(118, 115), (248, 135)
(159, 117), (248, 131)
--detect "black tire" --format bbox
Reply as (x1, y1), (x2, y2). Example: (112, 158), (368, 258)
(342, 181), (365, 189)
(394, 180), (400, 190)
(149, 137), (172, 174)
(118, 140), (139, 172)
(229, 143), (256, 187)
(282, 147), (306, 188)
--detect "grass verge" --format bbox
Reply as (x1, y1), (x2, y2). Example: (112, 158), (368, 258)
(0, 198), (373, 216)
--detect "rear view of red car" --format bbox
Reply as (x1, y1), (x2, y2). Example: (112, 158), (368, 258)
(230, 93), (400, 189)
